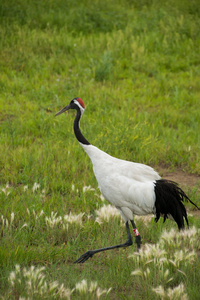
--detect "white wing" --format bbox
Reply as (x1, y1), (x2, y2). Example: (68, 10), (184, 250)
(82, 144), (160, 182)
(81, 144), (159, 220)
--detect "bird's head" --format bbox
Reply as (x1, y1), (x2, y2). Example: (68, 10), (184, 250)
(55, 97), (85, 116)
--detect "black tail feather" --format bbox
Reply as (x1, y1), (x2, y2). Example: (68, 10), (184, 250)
(154, 179), (199, 230)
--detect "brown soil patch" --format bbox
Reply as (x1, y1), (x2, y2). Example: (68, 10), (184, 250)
(157, 167), (200, 189)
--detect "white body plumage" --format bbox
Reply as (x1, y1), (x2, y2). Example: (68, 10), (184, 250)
(81, 143), (160, 222)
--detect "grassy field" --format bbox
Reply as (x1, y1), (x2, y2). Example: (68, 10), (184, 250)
(0, 0), (200, 299)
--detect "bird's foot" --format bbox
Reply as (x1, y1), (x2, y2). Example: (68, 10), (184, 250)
(74, 250), (94, 264)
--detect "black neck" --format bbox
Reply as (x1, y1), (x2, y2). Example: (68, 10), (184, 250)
(74, 108), (90, 145)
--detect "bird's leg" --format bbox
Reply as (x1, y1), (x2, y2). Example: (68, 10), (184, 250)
(130, 220), (141, 251)
(74, 221), (133, 264)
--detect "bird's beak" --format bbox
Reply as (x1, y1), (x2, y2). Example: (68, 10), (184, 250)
(55, 104), (71, 116)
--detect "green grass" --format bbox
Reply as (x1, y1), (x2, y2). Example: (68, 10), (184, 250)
(0, 0), (200, 298)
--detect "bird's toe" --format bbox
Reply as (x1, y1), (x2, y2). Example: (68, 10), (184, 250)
(74, 250), (94, 264)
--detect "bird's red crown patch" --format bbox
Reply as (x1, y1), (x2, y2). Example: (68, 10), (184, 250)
(76, 98), (85, 108)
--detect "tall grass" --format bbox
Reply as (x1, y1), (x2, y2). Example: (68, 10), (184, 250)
(0, 0), (200, 298)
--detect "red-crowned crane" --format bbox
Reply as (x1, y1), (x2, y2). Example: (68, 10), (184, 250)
(55, 97), (199, 263)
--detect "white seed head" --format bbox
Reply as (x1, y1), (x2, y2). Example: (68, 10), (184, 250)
(83, 185), (95, 193)
(75, 279), (88, 293)
(23, 185), (28, 192)
(64, 212), (84, 225)
(32, 182), (40, 192)
(95, 204), (120, 224)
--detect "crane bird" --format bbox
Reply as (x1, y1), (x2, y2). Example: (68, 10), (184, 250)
(55, 97), (199, 263)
